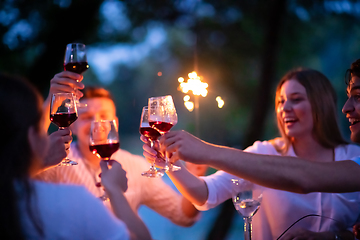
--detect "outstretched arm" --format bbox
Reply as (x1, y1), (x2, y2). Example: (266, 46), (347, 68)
(140, 136), (207, 220)
(160, 130), (360, 193)
(180, 162), (209, 215)
(100, 160), (151, 240)
(142, 136), (208, 210)
(166, 161), (208, 206)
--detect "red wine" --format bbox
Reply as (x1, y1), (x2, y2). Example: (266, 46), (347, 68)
(64, 62), (89, 74)
(50, 112), (78, 128)
(149, 121), (173, 133)
(89, 142), (120, 159)
(139, 127), (161, 140)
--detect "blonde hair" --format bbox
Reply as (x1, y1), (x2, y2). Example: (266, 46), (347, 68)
(274, 68), (347, 154)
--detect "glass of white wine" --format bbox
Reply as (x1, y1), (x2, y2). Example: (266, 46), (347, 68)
(232, 178), (263, 240)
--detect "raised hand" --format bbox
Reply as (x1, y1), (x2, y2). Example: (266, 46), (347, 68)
(48, 71), (84, 100)
(100, 160), (128, 194)
(39, 128), (72, 172)
(43, 71), (84, 131)
(159, 130), (214, 165)
(99, 159), (152, 240)
(141, 135), (167, 169)
(141, 133), (210, 176)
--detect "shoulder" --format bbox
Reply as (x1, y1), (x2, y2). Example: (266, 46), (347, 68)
(33, 180), (95, 202)
(31, 181), (129, 239)
(31, 181), (105, 220)
(35, 160), (80, 183)
(35, 166), (61, 182)
(67, 142), (84, 161)
(114, 148), (144, 159)
(243, 138), (282, 155)
(335, 144), (360, 160)
(32, 181), (123, 222)
(112, 149), (149, 169)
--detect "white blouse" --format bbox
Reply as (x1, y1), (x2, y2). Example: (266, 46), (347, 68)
(196, 141), (360, 240)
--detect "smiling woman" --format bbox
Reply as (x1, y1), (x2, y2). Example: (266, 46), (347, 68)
(274, 68), (346, 154)
(276, 80), (314, 143)
(150, 67), (360, 240)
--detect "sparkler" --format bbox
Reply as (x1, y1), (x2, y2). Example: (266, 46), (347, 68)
(178, 71), (224, 136)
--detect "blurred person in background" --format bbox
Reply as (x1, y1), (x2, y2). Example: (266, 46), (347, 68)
(143, 68), (360, 239)
(36, 72), (200, 231)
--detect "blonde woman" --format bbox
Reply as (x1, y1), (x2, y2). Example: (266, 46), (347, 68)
(143, 68), (360, 239)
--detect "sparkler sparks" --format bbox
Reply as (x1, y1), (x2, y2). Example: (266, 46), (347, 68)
(178, 71), (224, 111)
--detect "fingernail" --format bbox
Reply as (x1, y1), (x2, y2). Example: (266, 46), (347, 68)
(98, 173), (102, 178)
(95, 182), (102, 187)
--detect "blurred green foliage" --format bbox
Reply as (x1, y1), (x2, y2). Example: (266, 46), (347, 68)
(1, 0), (360, 153)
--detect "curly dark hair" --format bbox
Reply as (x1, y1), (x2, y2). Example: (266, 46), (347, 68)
(345, 59), (360, 85)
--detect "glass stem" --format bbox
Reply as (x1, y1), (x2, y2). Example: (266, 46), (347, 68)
(243, 217), (252, 240)
(58, 127), (68, 161)
(149, 140), (157, 171)
(158, 135), (170, 171)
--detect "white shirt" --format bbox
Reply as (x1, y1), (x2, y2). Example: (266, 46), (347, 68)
(196, 140), (360, 240)
(37, 142), (195, 226)
(19, 180), (129, 240)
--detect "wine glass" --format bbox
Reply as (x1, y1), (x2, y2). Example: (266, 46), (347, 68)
(139, 106), (164, 178)
(89, 119), (120, 201)
(50, 93), (78, 166)
(232, 178), (263, 240)
(64, 43), (89, 108)
(148, 95), (180, 172)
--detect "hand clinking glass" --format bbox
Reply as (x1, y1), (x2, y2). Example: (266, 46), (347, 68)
(148, 95), (181, 172)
